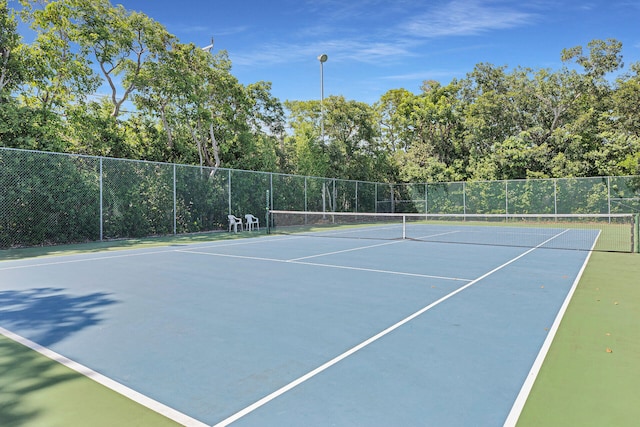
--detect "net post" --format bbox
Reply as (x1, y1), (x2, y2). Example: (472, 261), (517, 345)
(266, 190), (271, 234)
(402, 215), (406, 239)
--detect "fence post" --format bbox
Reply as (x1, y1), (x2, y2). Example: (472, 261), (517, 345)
(375, 182), (378, 213)
(635, 214), (639, 253)
(304, 176), (308, 212)
(99, 157), (103, 241)
(425, 183), (428, 214)
(463, 181), (467, 217)
(228, 169), (232, 215)
(607, 176), (611, 220)
(554, 178), (558, 216)
(355, 181), (359, 213)
(390, 184), (395, 213)
(333, 179), (336, 212)
(505, 180), (509, 215)
(266, 190), (271, 234)
(173, 164), (177, 235)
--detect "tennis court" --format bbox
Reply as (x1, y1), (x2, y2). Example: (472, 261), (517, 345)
(0, 220), (603, 426)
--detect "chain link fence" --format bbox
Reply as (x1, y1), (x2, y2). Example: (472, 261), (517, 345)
(2, 147), (640, 248)
(390, 176), (640, 215)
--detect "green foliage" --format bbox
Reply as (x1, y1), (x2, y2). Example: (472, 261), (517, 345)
(1, 1), (638, 189)
(0, 150), (100, 247)
(5, 2), (640, 249)
(285, 96), (393, 181)
(1, 0), (25, 98)
(0, 98), (66, 151)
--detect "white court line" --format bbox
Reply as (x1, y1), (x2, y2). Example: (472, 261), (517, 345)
(212, 229), (571, 427)
(288, 230), (461, 262)
(290, 260), (472, 282)
(411, 230), (461, 240)
(305, 224), (400, 238)
(177, 249), (471, 282)
(177, 250), (284, 264)
(0, 326), (209, 427)
(502, 229), (599, 426)
(0, 234), (299, 271)
(287, 240), (404, 261)
(0, 249), (176, 271)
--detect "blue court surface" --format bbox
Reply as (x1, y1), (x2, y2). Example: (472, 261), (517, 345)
(0, 228), (594, 426)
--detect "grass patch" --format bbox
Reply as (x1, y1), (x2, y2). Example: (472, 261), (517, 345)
(0, 229), (264, 262)
(517, 252), (640, 426)
(0, 335), (181, 427)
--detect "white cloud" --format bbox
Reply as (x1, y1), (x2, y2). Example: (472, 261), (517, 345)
(404, 0), (537, 38)
(231, 38), (415, 67)
(381, 69), (465, 81)
(227, 1), (537, 70)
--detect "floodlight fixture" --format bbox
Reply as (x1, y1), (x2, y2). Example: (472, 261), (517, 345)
(318, 54), (328, 142)
(202, 37), (215, 52)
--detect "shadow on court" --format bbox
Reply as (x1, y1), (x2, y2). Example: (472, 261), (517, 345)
(0, 288), (118, 427)
(0, 288), (117, 346)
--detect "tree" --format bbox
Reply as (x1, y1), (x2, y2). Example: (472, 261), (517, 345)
(245, 81), (286, 171)
(375, 88), (415, 152)
(391, 81), (465, 182)
(460, 63), (523, 160)
(71, 0), (173, 117)
(18, 0), (101, 112)
(612, 62), (640, 138)
(561, 38), (623, 80)
(134, 41), (213, 163)
(19, 0), (173, 118)
(0, 0), (23, 98)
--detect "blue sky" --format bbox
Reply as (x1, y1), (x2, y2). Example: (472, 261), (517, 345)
(24, 0), (640, 103)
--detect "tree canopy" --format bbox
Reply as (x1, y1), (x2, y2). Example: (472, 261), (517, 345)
(2, 0), (639, 183)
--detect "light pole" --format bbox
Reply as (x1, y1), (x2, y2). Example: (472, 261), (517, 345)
(318, 54), (328, 143)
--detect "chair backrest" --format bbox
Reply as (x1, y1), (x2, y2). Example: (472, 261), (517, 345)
(245, 214), (255, 221)
(228, 214), (238, 223)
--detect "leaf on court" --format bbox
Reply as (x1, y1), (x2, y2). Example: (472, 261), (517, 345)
(606, 348), (613, 353)
(614, 301), (619, 305)
(605, 332), (611, 336)
(540, 285), (544, 289)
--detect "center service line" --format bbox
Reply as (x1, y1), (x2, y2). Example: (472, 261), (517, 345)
(212, 229), (570, 426)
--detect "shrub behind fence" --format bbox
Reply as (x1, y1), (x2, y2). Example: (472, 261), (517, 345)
(1, 147), (639, 248)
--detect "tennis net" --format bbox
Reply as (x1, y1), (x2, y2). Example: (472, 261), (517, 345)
(267, 210), (638, 253)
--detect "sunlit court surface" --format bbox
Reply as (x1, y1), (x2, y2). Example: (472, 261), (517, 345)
(0, 222), (599, 426)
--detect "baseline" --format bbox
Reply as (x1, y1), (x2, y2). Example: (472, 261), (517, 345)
(0, 234), (299, 271)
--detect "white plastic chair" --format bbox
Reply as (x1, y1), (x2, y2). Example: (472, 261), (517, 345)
(245, 214), (260, 231)
(228, 215), (244, 233)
